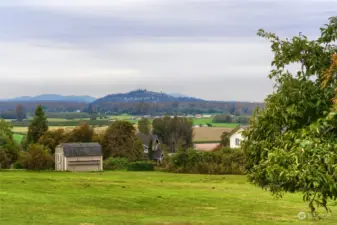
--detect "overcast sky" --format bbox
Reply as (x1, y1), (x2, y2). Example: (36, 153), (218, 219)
(0, 0), (335, 101)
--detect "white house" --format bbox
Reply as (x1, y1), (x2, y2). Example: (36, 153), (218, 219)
(228, 126), (248, 148)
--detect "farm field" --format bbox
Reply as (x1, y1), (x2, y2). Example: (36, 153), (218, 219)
(193, 127), (232, 142)
(12, 126), (231, 142)
(192, 117), (240, 128)
(1, 171), (336, 225)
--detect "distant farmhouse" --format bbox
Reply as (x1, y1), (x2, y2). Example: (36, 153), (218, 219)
(55, 143), (103, 172)
(136, 133), (164, 162)
(228, 126), (248, 148)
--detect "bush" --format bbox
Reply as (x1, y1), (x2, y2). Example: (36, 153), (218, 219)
(0, 149), (10, 169)
(19, 144), (54, 170)
(127, 161), (154, 171)
(103, 157), (129, 170)
(13, 161), (23, 169)
(168, 148), (244, 175)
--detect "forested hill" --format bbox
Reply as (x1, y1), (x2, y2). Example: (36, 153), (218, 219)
(92, 90), (263, 115)
(2, 94), (95, 103)
(0, 90), (264, 115)
(93, 89), (204, 104)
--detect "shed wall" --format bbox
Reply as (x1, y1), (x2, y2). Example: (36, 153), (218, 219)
(65, 156), (102, 172)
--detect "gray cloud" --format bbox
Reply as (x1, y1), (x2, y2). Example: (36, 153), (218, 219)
(0, 0), (335, 101)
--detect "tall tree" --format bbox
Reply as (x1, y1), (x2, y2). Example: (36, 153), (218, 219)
(138, 118), (150, 134)
(38, 129), (68, 153)
(15, 104), (25, 122)
(27, 105), (48, 144)
(0, 119), (19, 168)
(152, 116), (193, 153)
(242, 17), (337, 216)
(102, 120), (143, 161)
(67, 123), (94, 143)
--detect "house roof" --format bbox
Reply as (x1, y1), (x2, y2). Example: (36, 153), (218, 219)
(227, 125), (249, 137)
(136, 133), (158, 146)
(59, 143), (102, 157)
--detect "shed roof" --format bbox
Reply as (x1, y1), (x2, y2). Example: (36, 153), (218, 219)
(59, 143), (102, 157)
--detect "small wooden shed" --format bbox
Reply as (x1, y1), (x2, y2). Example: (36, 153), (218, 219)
(55, 143), (103, 172)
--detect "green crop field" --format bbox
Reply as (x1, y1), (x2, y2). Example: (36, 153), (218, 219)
(192, 117), (240, 128)
(1, 171), (336, 225)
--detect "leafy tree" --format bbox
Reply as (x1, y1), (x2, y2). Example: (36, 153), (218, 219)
(15, 104), (25, 122)
(19, 144), (54, 170)
(27, 105), (48, 144)
(0, 119), (19, 168)
(138, 118), (150, 134)
(102, 120), (143, 161)
(152, 116), (193, 153)
(220, 131), (230, 147)
(242, 17), (337, 216)
(0, 119), (12, 137)
(38, 129), (68, 153)
(67, 123), (94, 143)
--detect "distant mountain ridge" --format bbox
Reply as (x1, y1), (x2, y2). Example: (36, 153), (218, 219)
(93, 89), (204, 104)
(2, 94), (96, 103)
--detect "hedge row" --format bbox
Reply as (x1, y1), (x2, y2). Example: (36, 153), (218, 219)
(103, 157), (154, 171)
(168, 148), (244, 175)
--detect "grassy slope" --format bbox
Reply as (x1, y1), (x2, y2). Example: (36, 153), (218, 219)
(1, 171), (336, 225)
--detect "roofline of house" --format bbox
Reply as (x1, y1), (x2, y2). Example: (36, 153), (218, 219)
(227, 125), (249, 137)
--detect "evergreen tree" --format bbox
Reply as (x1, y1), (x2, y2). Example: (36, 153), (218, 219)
(27, 105), (48, 144)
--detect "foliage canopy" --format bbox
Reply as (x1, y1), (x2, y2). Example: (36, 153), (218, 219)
(242, 17), (337, 216)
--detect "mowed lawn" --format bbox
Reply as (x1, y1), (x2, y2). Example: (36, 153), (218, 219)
(1, 171), (336, 225)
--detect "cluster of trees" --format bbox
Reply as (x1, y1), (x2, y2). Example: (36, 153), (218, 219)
(243, 17), (337, 216)
(1, 105), (145, 170)
(0, 104), (26, 121)
(152, 116), (194, 153)
(212, 114), (250, 124)
(0, 101), (87, 113)
(92, 101), (263, 116)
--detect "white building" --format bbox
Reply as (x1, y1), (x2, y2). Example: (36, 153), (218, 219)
(228, 126), (248, 148)
(55, 143), (103, 172)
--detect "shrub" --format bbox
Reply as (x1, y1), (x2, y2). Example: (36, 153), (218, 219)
(19, 144), (54, 170)
(13, 161), (23, 169)
(0, 149), (10, 169)
(127, 161), (154, 171)
(168, 148), (244, 175)
(103, 157), (129, 170)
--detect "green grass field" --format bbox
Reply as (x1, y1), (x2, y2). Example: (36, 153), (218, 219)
(13, 133), (24, 143)
(1, 171), (336, 225)
(192, 117), (239, 128)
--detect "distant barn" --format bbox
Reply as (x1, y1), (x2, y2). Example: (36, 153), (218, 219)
(55, 143), (103, 172)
